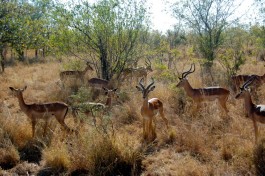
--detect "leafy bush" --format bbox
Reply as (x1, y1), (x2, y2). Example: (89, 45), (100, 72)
(154, 63), (177, 83)
(69, 87), (93, 104)
(168, 84), (187, 115)
(61, 59), (84, 71)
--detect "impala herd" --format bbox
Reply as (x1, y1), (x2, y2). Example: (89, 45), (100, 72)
(6, 61), (265, 144)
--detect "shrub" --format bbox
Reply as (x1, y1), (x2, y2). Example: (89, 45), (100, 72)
(168, 85), (187, 115)
(42, 142), (70, 171)
(154, 63), (177, 83)
(67, 129), (143, 175)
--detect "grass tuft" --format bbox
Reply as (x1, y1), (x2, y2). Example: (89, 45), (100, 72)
(253, 139), (265, 175)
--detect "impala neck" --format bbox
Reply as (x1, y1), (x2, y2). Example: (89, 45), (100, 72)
(83, 65), (89, 73)
(183, 80), (195, 97)
(105, 96), (112, 107)
(243, 92), (255, 114)
(142, 95), (149, 109)
(16, 92), (28, 112)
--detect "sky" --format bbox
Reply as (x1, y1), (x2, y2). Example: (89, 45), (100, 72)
(147, 0), (258, 33)
(64, 0), (259, 33)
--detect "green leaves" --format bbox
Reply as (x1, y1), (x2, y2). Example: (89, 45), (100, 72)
(56, 0), (148, 79)
(172, 0), (240, 67)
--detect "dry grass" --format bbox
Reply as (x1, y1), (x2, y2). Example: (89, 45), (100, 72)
(0, 58), (265, 175)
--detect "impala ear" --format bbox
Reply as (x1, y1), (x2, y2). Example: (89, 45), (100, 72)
(102, 87), (107, 91)
(9, 87), (15, 91)
(23, 86), (27, 91)
(136, 85), (142, 91)
(247, 87), (251, 92)
(113, 88), (118, 92)
(149, 86), (155, 91)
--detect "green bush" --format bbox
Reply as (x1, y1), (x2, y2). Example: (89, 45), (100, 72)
(154, 63), (177, 83)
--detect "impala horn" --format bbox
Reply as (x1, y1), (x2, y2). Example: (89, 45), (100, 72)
(182, 63), (195, 78)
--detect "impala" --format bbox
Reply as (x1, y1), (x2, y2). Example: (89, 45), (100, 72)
(176, 64), (230, 115)
(235, 76), (265, 143)
(88, 77), (111, 89)
(72, 87), (118, 125)
(121, 58), (153, 82)
(88, 77), (121, 100)
(136, 78), (168, 142)
(9, 86), (71, 137)
(231, 73), (265, 92)
(60, 61), (93, 83)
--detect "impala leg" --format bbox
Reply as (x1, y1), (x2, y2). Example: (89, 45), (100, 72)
(253, 118), (259, 144)
(56, 109), (71, 133)
(81, 76), (85, 84)
(150, 118), (155, 140)
(58, 119), (71, 132)
(147, 119), (152, 141)
(147, 118), (155, 141)
(219, 98), (229, 115)
(192, 103), (201, 114)
(31, 119), (36, 138)
(159, 108), (169, 129)
(144, 118), (150, 141)
(43, 120), (48, 136)
(143, 118), (148, 140)
(43, 118), (51, 136)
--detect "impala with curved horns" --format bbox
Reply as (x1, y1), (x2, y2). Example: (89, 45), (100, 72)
(235, 76), (265, 143)
(9, 86), (72, 137)
(60, 61), (93, 84)
(176, 64), (230, 115)
(231, 73), (265, 93)
(136, 78), (168, 142)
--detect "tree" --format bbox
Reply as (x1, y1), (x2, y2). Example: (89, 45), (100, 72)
(218, 27), (247, 84)
(172, 0), (241, 73)
(255, 0), (265, 24)
(56, 0), (148, 80)
(166, 27), (186, 69)
(28, 0), (54, 59)
(0, 0), (18, 72)
(0, 0), (53, 71)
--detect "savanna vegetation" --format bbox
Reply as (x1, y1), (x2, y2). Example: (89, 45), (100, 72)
(1, 0), (265, 175)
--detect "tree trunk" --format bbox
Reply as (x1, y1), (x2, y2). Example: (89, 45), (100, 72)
(17, 49), (25, 61)
(99, 38), (110, 80)
(0, 44), (8, 73)
(42, 48), (45, 58)
(201, 61), (214, 85)
(100, 53), (109, 80)
(35, 49), (38, 58)
(168, 52), (173, 69)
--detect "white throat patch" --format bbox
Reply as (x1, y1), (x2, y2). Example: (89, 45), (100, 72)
(257, 105), (265, 112)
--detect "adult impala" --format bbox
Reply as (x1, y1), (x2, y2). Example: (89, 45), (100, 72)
(122, 58), (153, 82)
(235, 76), (265, 143)
(72, 87), (119, 125)
(60, 61), (93, 83)
(136, 78), (168, 142)
(231, 73), (265, 93)
(176, 64), (230, 115)
(88, 76), (122, 99)
(9, 86), (71, 137)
